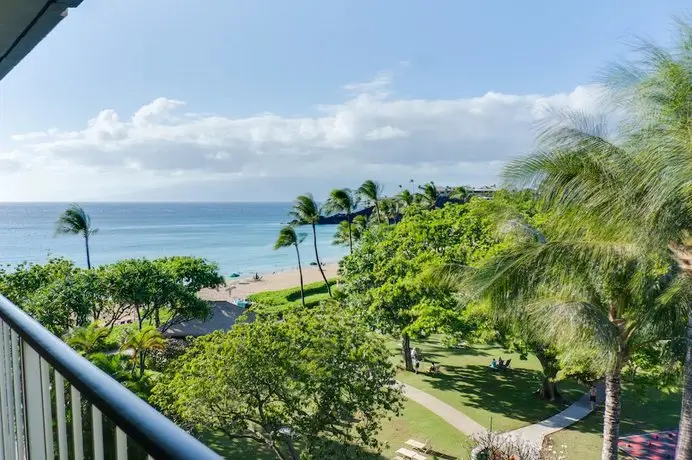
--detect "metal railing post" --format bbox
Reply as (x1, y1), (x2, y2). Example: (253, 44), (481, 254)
(22, 344), (47, 460)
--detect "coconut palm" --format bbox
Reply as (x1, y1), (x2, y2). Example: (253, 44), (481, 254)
(289, 194), (332, 297)
(460, 222), (686, 459)
(120, 326), (166, 378)
(417, 182), (439, 209)
(66, 322), (110, 356)
(497, 22), (692, 457)
(450, 186), (469, 202)
(397, 189), (414, 208)
(332, 215), (368, 247)
(275, 225), (308, 307)
(378, 197), (401, 224)
(55, 203), (98, 269)
(324, 188), (358, 253)
(358, 180), (384, 224)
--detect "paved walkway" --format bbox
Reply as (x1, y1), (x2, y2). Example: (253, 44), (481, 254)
(502, 383), (605, 447)
(398, 382), (485, 436)
(398, 381), (605, 448)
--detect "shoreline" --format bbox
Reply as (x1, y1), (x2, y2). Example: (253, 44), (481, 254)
(199, 262), (340, 302)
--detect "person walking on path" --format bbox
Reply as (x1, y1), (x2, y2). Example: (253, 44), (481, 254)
(589, 384), (598, 410)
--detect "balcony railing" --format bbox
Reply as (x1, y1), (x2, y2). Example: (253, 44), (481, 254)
(0, 295), (220, 460)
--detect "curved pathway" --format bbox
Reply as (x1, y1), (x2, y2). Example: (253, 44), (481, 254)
(399, 382), (485, 436)
(503, 383), (605, 447)
(398, 381), (605, 447)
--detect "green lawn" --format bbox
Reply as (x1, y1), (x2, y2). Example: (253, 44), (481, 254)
(201, 399), (469, 459)
(545, 383), (681, 459)
(248, 279), (337, 310)
(390, 336), (585, 432)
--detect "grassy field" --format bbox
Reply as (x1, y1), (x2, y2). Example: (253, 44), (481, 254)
(248, 279), (337, 310)
(201, 398), (470, 459)
(390, 336), (585, 432)
(545, 383), (681, 459)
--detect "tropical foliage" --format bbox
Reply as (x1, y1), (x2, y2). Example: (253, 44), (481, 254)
(150, 306), (402, 460)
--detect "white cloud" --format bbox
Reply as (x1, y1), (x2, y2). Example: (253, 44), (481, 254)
(365, 126), (409, 140)
(0, 75), (605, 201)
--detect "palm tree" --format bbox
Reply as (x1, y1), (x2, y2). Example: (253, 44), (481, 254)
(378, 197), (401, 224)
(332, 215), (368, 247)
(450, 186), (469, 202)
(325, 188), (358, 253)
(120, 326), (166, 378)
(358, 180), (384, 224)
(289, 194), (332, 297)
(66, 322), (110, 356)
(497, 23), (692, 457)
(460, 223), (685, 460)
(417, 182), (439, 209)
(55, 203), (98, 269)
(275, 226), (307, 307)
(397, 189), (414, 208)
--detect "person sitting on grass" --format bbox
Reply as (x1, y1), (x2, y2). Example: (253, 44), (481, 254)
(498, 357), (505, 368)
(490, 358), (497, 368)
(429, 361), (439, 374)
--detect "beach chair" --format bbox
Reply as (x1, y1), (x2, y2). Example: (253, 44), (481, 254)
(396, 447), (427, 460)
(405, 438), (431, 453)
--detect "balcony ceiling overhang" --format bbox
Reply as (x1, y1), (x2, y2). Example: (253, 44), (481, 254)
(0, 0), (83, 81)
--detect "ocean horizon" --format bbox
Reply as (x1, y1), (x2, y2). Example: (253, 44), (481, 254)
(0, 202), (348, 276)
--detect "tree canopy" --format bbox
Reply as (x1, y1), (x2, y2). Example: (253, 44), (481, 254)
(150, 306), (401, 460)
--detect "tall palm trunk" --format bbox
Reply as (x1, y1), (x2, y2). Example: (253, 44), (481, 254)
(294, 244), (306, 307)
(601, 365), (622, 460)
(84, 234), (92, 269)
(374, 201), (382, 225)
(347, 209), (353, 253)
(311, 223), (332, 297)
(401, 333), (413, 372)
(676, 312), (692, 459)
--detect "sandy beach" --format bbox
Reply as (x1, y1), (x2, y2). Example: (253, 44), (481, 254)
(199, 262), (340, 301)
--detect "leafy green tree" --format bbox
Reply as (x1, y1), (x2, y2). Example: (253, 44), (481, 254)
(0, 257), (77, 305)
(289, 194), (332, 297)
(341, 202), (497, 371)
(153, 256), (223, 326)
(325, 188), (358, 253)
(24, 269), (107, 336)
(55, 203), (98, 269)
(154, 256), (225, 292)
(66, 322), (111, 356)
(102, 259), (210, 331)
(0, 258), (103, 336)
(274, 225), (308, 307)
(120, 325), (166, 378)
(358, 180), (384, 224)
(151, 307), (402, 460)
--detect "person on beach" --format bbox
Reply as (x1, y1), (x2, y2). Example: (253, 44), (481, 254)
(589, 384), (598, 410)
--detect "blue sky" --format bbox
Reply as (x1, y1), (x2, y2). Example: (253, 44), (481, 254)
(0, 0), (688, 201)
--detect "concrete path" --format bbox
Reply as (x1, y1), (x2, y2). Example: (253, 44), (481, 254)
(399, 380), (605, 449)
(500, 383), (606, 448)
(398, 382), (485, 436)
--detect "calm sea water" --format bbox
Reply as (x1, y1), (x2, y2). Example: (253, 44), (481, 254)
(0, 203), (347, 275)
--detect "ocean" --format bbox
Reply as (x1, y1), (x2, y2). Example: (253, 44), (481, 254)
(0, 203), (348, 276)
